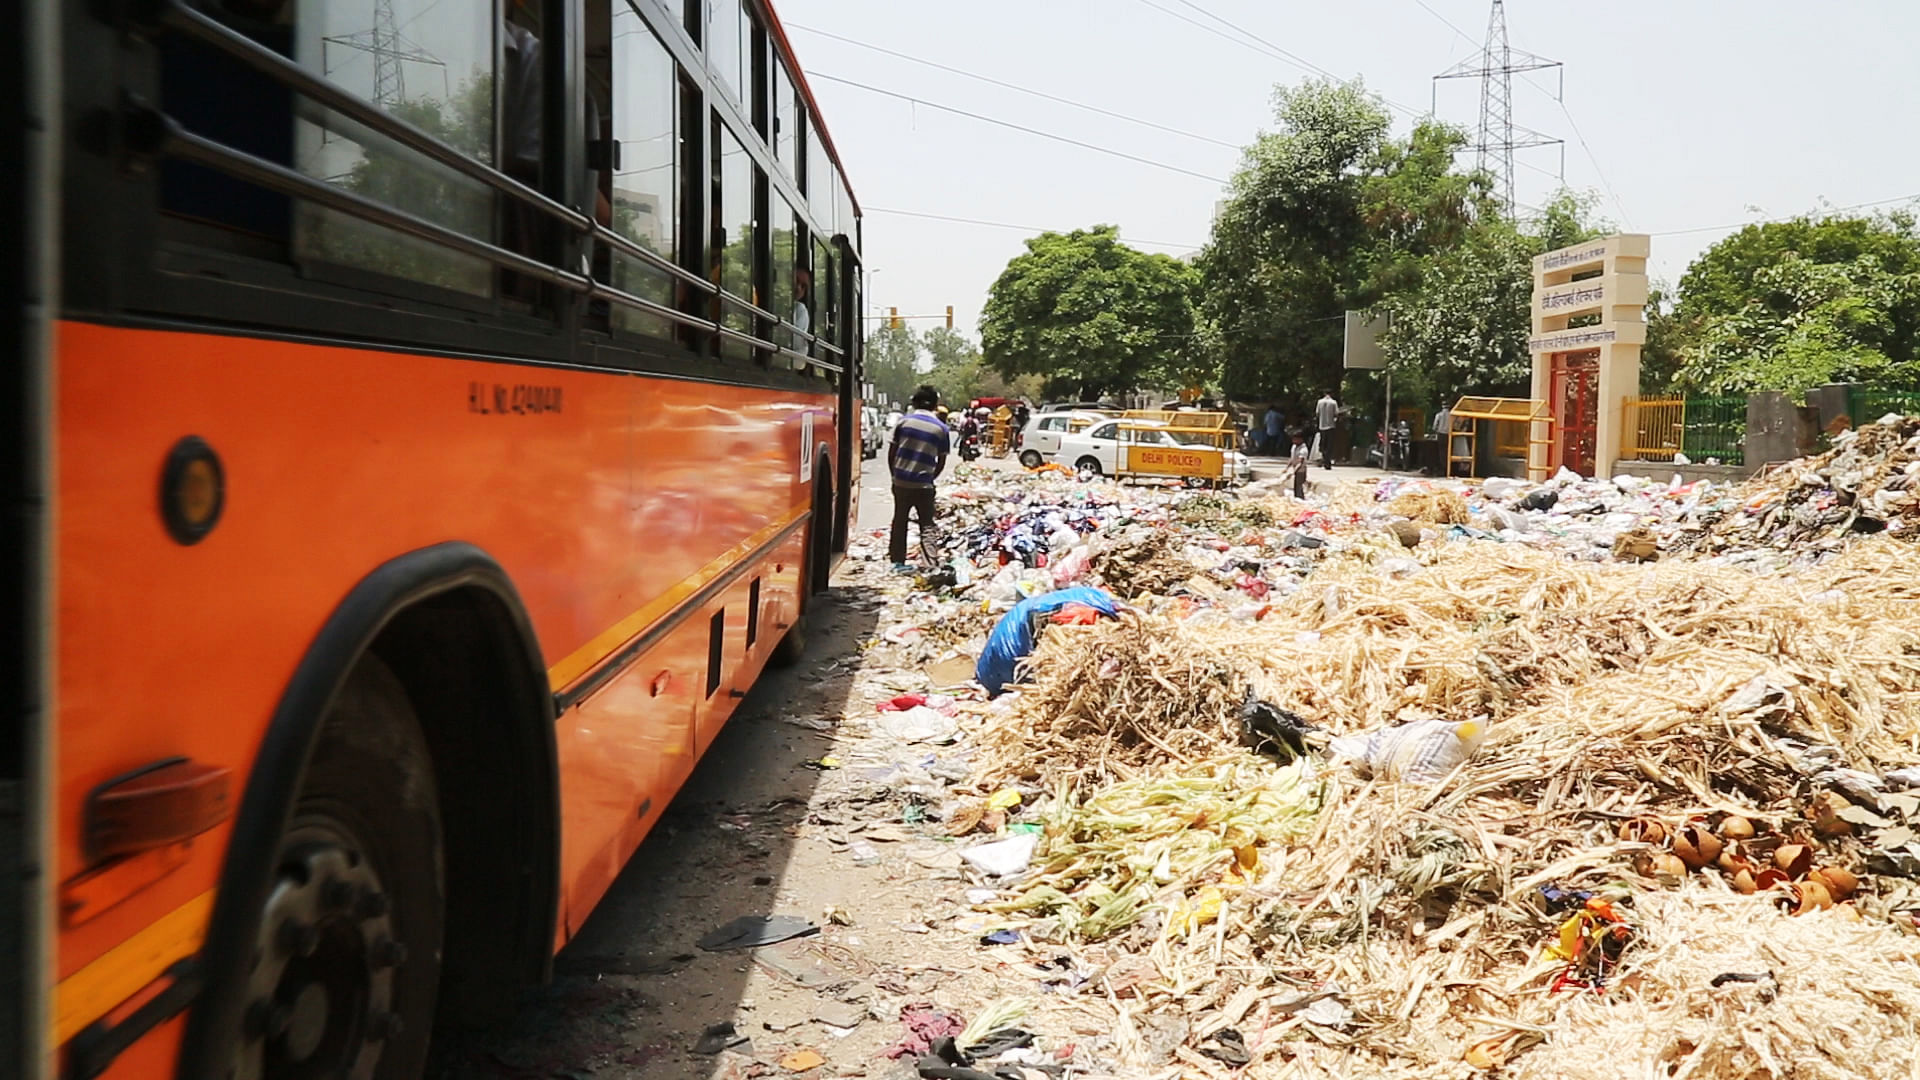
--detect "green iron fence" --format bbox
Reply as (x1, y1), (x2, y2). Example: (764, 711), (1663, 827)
(1679, 395), (1746, 465)
(1847, 387), (1920, 426)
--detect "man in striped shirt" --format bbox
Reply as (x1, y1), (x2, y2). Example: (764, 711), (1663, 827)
(889, 385), (951, 572)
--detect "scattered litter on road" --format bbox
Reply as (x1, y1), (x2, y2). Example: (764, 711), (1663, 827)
(697, 915), (819, 952)
(692, 1021), (750, 1055)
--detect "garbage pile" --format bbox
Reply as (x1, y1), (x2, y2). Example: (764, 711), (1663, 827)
(1675, 414), (1920, 555)
(863, 427), (1920, 1079)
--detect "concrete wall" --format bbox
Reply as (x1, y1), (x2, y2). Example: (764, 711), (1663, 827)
(1746, 391), (1819, 466)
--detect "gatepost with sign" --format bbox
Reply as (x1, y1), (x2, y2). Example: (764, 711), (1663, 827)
(1528, 234), (1648, 478)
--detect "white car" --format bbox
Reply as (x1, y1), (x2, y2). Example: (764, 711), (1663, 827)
(861, 406), (883, 459)
(1045, 418), (1254, 484)
(1017, 410), (1111, 468)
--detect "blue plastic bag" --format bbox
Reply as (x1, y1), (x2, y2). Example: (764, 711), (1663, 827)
(976, 586), (1120, 697)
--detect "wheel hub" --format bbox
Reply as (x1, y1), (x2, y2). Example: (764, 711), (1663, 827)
(234, 839), (398, 1080)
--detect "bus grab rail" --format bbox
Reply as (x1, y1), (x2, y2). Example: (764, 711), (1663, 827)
(143, 6), (848, 376)
(158, 119), (592, 293)
(161, 116), (743, 346)
(157, 1), (593, 238)
(590, 224), (715, 297)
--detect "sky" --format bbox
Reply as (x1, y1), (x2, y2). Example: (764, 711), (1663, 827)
(776, 0), (1920, 344)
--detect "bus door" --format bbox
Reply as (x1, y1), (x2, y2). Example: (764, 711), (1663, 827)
(834, 235), (861, 548)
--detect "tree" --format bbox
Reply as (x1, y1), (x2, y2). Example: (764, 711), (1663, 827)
(1663, 212), (1920, 394)
(980, 226), (1199, 400)
(1198, 80), (1494, 403)
(1376, 218), (1534, 408)
(1375, 190), (1610, 408)
(865, 325), (922, 406)
(921, 327), (986, 405)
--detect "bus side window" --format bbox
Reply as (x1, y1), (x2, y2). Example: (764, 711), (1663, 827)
(158, 20), (295, 247)
(287, 0), (501, 299)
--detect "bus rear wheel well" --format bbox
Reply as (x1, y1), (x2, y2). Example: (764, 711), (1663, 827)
(368, 585), (559, 1031)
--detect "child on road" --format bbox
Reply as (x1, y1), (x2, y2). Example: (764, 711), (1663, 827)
(1289, 430), (1310, 500)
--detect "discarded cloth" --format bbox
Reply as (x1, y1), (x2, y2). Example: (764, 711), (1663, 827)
(885, 1005), (964, 1060)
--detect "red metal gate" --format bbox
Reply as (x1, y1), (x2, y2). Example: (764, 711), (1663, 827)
(1550, 349), (1599, 475)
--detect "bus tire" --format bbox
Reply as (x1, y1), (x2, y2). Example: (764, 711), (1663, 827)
(233, 654), (444, 1080)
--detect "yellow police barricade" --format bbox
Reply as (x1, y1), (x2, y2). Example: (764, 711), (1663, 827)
(1121, 410), (1236, 449)
(1114, 420), (1230, 487)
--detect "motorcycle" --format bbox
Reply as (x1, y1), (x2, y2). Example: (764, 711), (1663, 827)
(1365, 422), (1415, 471)
(957, 425), (983, 461)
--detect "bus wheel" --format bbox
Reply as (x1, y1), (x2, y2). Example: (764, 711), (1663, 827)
(1019, 450), (1043, 469)
(233, 656), (443, 1080)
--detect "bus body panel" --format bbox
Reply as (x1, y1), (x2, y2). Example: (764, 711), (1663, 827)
(54, 319), (834, 993)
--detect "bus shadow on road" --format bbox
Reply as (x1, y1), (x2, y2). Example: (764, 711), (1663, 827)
(434, 582), (883, 1079)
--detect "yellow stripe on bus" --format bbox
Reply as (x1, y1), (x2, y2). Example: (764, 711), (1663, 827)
(545, 505), (810, 692)
(54, 889), (213, 1046)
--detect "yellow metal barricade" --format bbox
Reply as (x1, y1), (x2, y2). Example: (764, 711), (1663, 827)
(1621, 396), (1686, 462)
(1114, 421), (1228, 485)
(1122, 410), (1235, 449)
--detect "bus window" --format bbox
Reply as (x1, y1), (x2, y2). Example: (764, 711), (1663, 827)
(713, 121), (755, 361)
(773, 58), (797, 173)
(708, 0), (743, 104)
(771, 194), (795, 358)
(813, 236), (834, 353)
(290, 0), (500, 298)
(158, 23), (294, 248)
(609, 1), (679, 339)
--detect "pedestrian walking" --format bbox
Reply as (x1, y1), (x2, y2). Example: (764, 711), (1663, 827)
(1289, 430), (1310, 499)
(1263, 404), (1282, 455)
(1315, 389), (1341, 470)
(889, 385), (950, 572)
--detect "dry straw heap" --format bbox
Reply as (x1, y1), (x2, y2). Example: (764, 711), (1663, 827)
(965, 440), (1920, 1078)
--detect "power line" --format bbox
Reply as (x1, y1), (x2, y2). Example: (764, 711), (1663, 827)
(1548, 98), (1631, 226)
(809, 73), (1230, 184)
(1411, 0), (1476, 42)
(786, 23), (1239, 150)
(1133, 0), (1323, 81)
(1647, 191), (1920, 238)
(1159, 0), (1428, 118)
(1409, 0), (1630, 222)
(863, 207), (1204, 250)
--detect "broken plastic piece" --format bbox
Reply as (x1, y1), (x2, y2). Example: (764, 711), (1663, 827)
(695, 914), (819, 952)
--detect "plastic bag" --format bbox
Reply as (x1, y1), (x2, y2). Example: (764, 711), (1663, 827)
(1050, 546), (1092, 587)
(976, 586), (1119, 696)
(1328, 717), (1489, 785)
(960, 832), (1039, 877)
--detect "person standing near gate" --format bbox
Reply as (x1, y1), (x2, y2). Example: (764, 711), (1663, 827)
(1315, 389), (1341, 470)
(1263, 404), (1283, 455)
(889, 385), (949, 573)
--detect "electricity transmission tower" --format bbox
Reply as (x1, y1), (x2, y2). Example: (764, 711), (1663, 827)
(323, 0), (444, 109)
(1431, 0), (1564, 214)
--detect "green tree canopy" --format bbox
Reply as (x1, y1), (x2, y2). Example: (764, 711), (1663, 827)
(1198, 80), (1495, 402)
(1376, 191), (1610, 407)
(865, 325), (922, 407)
(980, 226), (1198, 400)
(1662, 212), (1920, 394)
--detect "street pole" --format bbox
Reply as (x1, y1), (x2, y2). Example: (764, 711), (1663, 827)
(1385, 371), (1393, 470)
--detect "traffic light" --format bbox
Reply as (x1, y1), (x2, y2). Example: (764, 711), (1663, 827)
(945, 305), (954, 330)
(888, 306), (901, 330)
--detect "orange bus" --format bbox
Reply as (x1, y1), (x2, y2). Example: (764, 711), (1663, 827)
(4, 1), (865, 1076)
